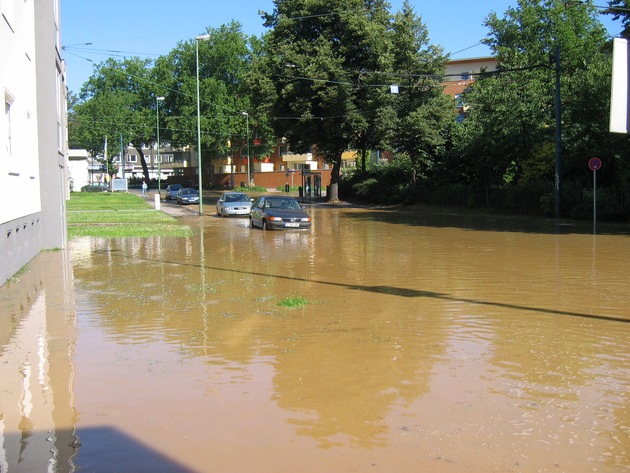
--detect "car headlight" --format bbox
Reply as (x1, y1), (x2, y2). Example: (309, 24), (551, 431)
(269, 216), (283, 222)
(301, 217), (311, 222)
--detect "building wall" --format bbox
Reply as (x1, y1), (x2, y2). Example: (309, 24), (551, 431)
(35, 0), (68, 251)
(0, 0), (67, 285)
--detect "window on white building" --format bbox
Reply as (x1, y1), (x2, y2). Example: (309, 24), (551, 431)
(128, 154), (137, 163)
(56, 67), (63, 152)
(4, 92), (14, 159)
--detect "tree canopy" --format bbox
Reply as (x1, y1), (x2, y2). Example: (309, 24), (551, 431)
(447, 0), (621, 191)
(249, 0), (453, 201)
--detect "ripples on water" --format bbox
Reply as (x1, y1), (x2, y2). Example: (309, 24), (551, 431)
(1, 207), (629, 472)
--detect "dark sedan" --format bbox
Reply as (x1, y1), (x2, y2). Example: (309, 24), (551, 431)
(250, 196), (312, 230)
(176, 188), (200, 205)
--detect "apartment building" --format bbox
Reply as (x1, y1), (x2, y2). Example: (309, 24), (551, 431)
(442, 56), (498, 116)
(1, 0), (68, 285)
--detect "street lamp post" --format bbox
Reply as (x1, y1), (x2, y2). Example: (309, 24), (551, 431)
(241, 112), (250, 187)
(196, 34), (210, 215)
(156, 96), (165, 199)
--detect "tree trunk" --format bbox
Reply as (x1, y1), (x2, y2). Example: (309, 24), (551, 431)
(329, 155), (342, 202)
(361, 148), (367, 174)
(136, 146), (151, 187)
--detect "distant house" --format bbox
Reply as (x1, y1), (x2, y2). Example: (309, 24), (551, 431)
(1, 0), (68, 285)
(68, 149), (90, 191)
(442, 56), (498, 118)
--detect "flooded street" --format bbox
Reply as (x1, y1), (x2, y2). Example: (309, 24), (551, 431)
(2, 204), (630, 472)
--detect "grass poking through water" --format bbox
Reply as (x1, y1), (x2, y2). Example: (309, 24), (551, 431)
(278, 296), (308, 308)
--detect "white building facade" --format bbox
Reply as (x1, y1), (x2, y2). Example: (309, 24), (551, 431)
(0, 0), (68, 285)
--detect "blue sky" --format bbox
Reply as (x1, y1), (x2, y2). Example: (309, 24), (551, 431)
(61, 0), (621, 93)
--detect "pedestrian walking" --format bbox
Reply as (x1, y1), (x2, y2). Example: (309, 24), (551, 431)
(141, 180), (148, 197)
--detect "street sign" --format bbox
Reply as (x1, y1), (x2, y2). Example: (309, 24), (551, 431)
(588, 157), (602, 171)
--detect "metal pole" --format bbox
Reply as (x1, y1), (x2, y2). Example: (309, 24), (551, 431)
(242, 112), (250, 187)
(196, 35), (210, 215)
(554, 45), (562, 219)
(120, 133), (124, 179)
(593, 169), (597, 232)
(156, 96), (164, 199)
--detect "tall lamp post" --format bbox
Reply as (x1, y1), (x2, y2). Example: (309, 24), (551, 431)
(196, 34), (210, 215)
(241, 111), (250, 187)
(156, 96), (165, 199)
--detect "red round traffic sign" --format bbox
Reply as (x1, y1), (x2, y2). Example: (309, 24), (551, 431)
(588, 158), (602, 171)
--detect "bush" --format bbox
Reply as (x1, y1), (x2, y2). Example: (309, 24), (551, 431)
(570, 189), (629, 221)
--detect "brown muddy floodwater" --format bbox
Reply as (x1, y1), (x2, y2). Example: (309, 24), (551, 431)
(1, 204), (630, 473)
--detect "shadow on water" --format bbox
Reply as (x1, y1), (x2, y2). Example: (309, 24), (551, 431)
(1, 427), (199, 473)
(74, 427), (199, 473)
(328, 204), (630, 236)
(102, 249), (630, 325)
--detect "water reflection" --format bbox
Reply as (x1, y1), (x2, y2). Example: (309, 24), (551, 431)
(1, 207), (629, 472)
(0, 251), (78, 472)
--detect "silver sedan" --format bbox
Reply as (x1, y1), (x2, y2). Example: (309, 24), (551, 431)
(216, 192), (253, 217)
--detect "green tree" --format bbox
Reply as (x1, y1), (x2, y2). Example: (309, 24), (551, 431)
(388, 1), (454, 183)
(69, 22), (259, 186)
(606, 0), (630, 37)
(154, 22), (262, 182)
(253, 0), (399, 201)
(69, 57), (157, 182)
(251, 0), (452, 200)
(452, 0), (614, 191)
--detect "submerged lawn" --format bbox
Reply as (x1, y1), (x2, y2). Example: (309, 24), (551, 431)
(67, 192), (193, 239)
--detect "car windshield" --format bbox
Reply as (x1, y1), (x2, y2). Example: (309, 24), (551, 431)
(266, 198), (300, 210)
(183, 189), (197, 195)
(225, 193), (249, 203)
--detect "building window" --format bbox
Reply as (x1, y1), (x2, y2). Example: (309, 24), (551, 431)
(128, 154), (137, 163)
(53, 0), (61, 52)
(4, 92), (14, 159)
(56, 67), (63, 151)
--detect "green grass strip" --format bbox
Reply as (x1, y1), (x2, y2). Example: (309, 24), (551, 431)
(69, 224), (192, 239)
(67, 192), (192, 239)
(67, 192), (153, 211)
(68, 210), (176, 224)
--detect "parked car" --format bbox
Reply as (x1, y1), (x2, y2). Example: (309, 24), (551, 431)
(216, 192), (253, 217)
(250, 196), (312, 230)
(176, 188), (200, 205)
(165, 184), (183, 200)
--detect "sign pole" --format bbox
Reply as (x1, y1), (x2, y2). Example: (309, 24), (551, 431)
(588, 158), (602, 234)
(593, 167), (597, 231)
